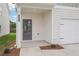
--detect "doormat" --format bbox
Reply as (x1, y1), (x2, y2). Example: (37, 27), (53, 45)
(40, 44), (64, 50)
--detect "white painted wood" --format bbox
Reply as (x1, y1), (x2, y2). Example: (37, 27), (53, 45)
(16, 7), (22, 48)
(54, 5), (79, 10)
(54, 7), (79, 44)
(0, 3), (10, 37)
(60, 20), (79, 44)
(44, 10), (52, 43)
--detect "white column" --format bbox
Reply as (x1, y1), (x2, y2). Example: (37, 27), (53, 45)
(16, 7), (22, 48)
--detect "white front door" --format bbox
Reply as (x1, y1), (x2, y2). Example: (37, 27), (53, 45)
(60, 19), (79, 44)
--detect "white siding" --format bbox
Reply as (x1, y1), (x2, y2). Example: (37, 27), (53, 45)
(53, 6), (79, 44)
(0, 3), (10, 36)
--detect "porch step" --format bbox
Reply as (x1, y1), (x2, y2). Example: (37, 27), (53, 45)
(21, 40), (50, 48)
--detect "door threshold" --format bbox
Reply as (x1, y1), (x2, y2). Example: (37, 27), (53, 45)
(21, 40), (46, 43)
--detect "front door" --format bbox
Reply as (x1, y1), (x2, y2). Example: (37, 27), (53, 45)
(23, 19), (32, 40)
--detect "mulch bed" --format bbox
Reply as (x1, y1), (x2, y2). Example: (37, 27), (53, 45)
(40, 44), (64, 50)
(2, 48), (20, 56)
(0, 41), (16, 56)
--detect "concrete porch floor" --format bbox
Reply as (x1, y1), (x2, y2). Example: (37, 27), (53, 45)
(20, 40), (79, 56)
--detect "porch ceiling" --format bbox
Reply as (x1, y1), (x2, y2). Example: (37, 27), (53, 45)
(21, 7), (51, 14)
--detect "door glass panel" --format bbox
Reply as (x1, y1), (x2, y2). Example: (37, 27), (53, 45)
(23, 20), (32, 32)
(27, 20), (31, 32)
(24, 23), (27, 32)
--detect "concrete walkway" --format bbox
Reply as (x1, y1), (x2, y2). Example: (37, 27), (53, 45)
(20, 40), (79, 56)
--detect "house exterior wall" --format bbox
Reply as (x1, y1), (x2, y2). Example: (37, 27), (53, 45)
(16, 4), (79, 48)
(16, 6), (53, 48)
(21, 12), (45, 41)
(43, 10), (53, 43)
(53, 6), (79, 44)
(0, 3), (10, 37)
(22, 11), (53, 43)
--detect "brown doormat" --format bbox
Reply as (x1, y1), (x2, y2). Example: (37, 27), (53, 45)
(40, 44), (64, 50)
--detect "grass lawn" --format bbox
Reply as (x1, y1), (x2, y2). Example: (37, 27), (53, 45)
(0, 33), (16, 55)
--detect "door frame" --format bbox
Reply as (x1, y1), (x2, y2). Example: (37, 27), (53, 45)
(22, 19), (32, 40)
